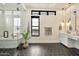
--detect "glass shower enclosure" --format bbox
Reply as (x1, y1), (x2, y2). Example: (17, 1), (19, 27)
(0, 3), (26, 48)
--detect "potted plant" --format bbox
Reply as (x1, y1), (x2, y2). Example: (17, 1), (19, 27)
(21, 31), (30, 48)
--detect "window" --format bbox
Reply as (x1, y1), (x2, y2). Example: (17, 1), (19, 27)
(48, 11), (56, 15)
(31, 16), (40, 36)
(32, 11), (39, 15)
(40, 11), (47, 15)
(31, 10), (56, 16)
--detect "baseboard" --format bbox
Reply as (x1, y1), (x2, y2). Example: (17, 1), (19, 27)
(29, 42), (60, 43)
(29, 43), (59, 44)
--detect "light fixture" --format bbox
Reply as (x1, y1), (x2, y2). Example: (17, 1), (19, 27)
(16, 3), (20, 17)
(61, 20), (64, 26)
(65, 3), (71, 9)
(61, 8), (65, 27)
(74, 10), (77, 31)
(67, 18), (71, 26)
(67, 3), (71, 27)
(59, 8), (65, 31)
(59, 20), (64, 31)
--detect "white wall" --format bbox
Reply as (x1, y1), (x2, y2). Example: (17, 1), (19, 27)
(22, 9), (65, 43)
(65, 4), (79, 33)
(25, 4), (79, 44)
(64, 4), (79, 49)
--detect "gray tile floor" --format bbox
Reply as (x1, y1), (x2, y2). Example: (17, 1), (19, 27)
(17, 43), (79, 56)
(0, 43), (79, 56)
(0, 48), (16, 56)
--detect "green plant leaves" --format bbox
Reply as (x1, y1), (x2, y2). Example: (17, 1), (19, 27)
(21, 32), (30, 40)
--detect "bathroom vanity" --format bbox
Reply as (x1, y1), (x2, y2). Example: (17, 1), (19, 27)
(59, 32), (79, 49)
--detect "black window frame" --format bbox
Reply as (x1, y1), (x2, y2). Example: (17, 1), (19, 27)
(31, 10), (56, 15)
(40, 11), (47, 15)
(31, 11), (39, 15)
(47, 11), (56, 15)
(31, 16), (40, 37)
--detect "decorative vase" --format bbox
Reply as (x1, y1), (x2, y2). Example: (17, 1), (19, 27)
(23, 42), (29, 49)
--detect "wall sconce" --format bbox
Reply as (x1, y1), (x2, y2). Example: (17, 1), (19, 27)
(74, 10), (77, 32)
(67, 18), (71, 26)
(66, 18), (72, 32)
(59, 8), (65, 31)
(67, 21), (71, 26)
(61, 20), (64, 26)
(59, 20), (64, 31)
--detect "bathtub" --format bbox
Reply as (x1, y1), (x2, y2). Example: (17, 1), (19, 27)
(0, 36), (22, 48)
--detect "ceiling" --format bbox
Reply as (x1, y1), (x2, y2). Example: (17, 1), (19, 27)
(0, 3), (75, 11)
(24, 3), (73, 10)
(0, 3), (24, 11)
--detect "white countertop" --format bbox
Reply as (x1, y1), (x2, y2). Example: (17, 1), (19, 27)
(59, 32), (79, 41)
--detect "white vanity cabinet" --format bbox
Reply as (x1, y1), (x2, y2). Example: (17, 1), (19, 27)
(59, 32), (69, 47)
(59, 32), (79, 49)
(75, 40), (79, 49)
(67, 38), (75, 48)
(59, 32), (78, 48)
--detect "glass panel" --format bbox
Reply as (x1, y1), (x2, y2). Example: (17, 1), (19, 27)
(48, 12), (55, 15)
(13, 11), (21, 15)
(32, 30), (39, 35)
(40, 12), (47, 15)
(31, 16), (40, 36)
(14, 17), (20, 26)
(5, 16), (10, 25)
(32, 18), (39, 26)
(14, 17), (21, 34)
(32, 12), (39, 15)
(32, 27), (39, 30)
(5, 11), (12, 15)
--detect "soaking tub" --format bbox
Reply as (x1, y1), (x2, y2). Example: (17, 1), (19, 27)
(0, 36), (22, 48)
